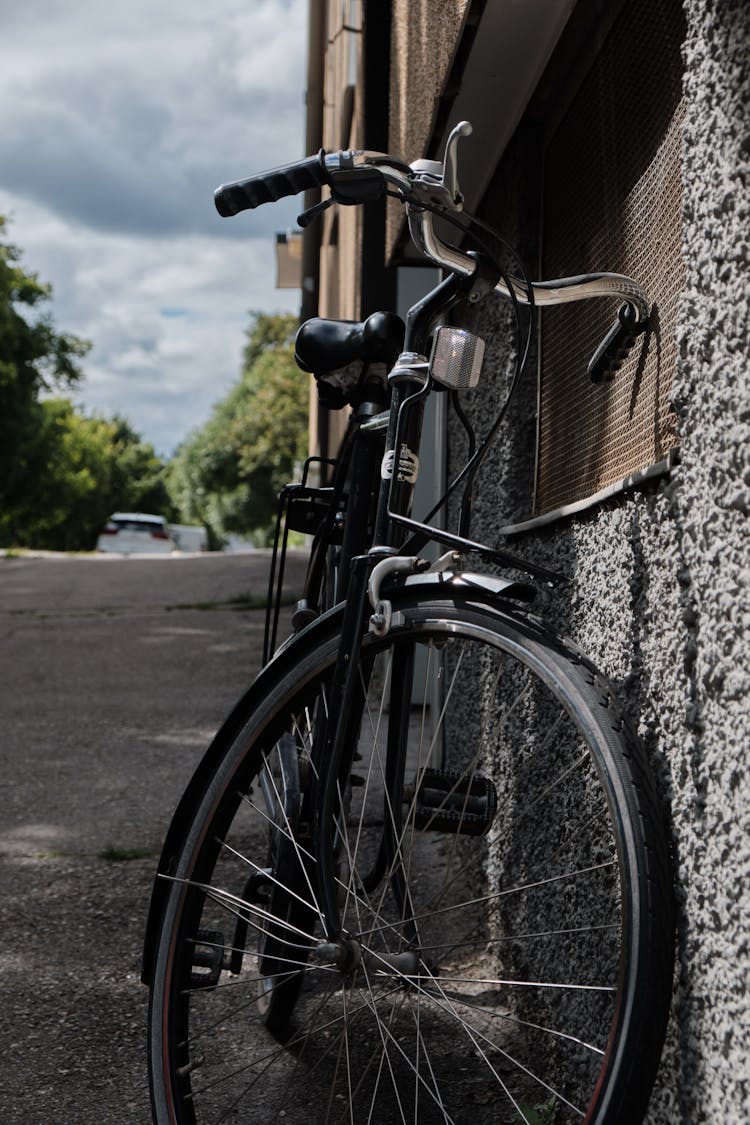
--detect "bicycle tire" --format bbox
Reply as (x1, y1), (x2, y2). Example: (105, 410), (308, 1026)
(148, 594), (673, 1125)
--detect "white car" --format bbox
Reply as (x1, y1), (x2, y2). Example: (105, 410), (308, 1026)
(169, 523), (209, 552)
(96, 512), (176, 554)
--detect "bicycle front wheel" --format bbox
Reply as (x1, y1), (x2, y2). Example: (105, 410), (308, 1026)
(148, 596), (673, 1124)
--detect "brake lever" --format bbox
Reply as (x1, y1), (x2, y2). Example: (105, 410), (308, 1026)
(409, 120), (473, 210)
(297, 196), (335, 228)
(442, 120), (473, 205)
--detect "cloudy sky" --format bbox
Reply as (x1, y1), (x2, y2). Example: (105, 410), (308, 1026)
(0, 0), (307, 455)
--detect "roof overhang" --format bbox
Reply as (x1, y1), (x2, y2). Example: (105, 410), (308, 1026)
(433, 0), (578, 211)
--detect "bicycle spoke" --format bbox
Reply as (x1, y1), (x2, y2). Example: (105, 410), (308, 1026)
(356, 961), (453, 1124)
(219, 836), (322, 926)
(423, 971), (585, 1119)
(257, 747), (326, 925)
(409, 989), (452, 1123)
(417, 973), (614, 993)
(362, 984), (409, 1125)
(418, 986), (605, 1056)
(161, 874), (318, 946)
(357, 858), (617, 942)
(419, 920), (618, 955)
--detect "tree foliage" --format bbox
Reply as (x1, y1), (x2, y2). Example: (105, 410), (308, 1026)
(167, 313), (307, 545)
(0, 216), (90, 514)
(1, 398), (175, 550)
(0, 217), (173, 550)
(0, 220), (307, 551)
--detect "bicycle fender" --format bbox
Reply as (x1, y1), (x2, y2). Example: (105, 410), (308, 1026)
(402, 568), (536, 603)
(141, 571), (535, 985)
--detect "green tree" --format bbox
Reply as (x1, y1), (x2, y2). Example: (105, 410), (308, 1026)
(0, 217), (173, 551)
(167, 313), (307, 545)
(0, 216), (90, 513)
(3, 399), (175, 551)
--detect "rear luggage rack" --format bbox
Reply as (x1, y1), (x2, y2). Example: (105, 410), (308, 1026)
(264, 456), (341, 663)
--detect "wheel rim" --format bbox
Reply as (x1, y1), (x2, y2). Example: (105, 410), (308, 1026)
(153, 614), (647, 1124)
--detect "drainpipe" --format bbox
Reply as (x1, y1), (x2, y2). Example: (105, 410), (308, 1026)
(360, 0), (395, 317)
(301, 0), (325, 326)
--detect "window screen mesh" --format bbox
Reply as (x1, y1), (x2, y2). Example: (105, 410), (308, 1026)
(535, 0), (686, 516)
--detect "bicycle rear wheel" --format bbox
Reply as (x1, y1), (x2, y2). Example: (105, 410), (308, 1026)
(148, 596), (673, 1124)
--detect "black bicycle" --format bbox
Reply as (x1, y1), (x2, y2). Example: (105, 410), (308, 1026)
(143, 122), (674, 1125)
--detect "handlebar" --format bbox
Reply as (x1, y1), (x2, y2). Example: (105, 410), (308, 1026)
(411, 210), (650, 322)
(214, 152), (329, 216)
(214, 123), (650, 378)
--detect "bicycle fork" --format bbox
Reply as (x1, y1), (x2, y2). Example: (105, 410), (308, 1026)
(313, 363), (427, 951)
(311, 550), (424, 972)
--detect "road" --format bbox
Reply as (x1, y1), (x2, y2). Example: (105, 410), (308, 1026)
(0, 551), (307, 1124)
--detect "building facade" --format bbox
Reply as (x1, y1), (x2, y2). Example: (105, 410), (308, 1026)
(302, 2), (750, 1119)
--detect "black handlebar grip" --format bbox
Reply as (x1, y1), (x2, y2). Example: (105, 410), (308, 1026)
(587, 302), (648, 383)
(214, 151), (328, 217)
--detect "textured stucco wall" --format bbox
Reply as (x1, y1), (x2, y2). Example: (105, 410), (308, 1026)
(451, 2), (749, 1120)
(386, 0), (471, 258)
(389, 0), (470, 163)
(318, 4), (363, 322)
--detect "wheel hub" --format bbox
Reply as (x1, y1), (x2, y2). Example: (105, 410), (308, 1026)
(313, 936), (420, 980)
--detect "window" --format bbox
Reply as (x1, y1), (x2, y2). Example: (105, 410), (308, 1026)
(534, 0), (686, 518)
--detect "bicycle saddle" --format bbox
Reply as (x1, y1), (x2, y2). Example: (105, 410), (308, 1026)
(295, 311), (404, 408)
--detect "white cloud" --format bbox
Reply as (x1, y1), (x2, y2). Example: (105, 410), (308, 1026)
(1, 193), (299, 455)
(0, 0), (307, 455)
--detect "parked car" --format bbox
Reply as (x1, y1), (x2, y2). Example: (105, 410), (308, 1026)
(168, 523), (209, 552)
(96, 513), (176, 554)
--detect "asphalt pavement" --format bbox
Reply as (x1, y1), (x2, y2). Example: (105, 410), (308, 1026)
(0, 550), (307, 1124)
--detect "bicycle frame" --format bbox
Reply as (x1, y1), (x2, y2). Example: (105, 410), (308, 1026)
(152, 112), (656, 968)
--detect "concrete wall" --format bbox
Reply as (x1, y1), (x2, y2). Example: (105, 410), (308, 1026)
(309, 0), (365, 460)
(452, 2), (750, 1120)
(308, 0), (748, 1106)
(386, 0), (471, 258)
(306, 0), (748, 1112)
(318, 0), (364, 322)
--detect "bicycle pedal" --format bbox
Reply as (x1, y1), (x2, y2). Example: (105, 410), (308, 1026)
(410, 768), (497, 836)
(190, 929), (225, 989)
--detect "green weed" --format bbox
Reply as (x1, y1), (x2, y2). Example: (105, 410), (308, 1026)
(98, 845), (153, 862)
(516, 1098), (558, 1125)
